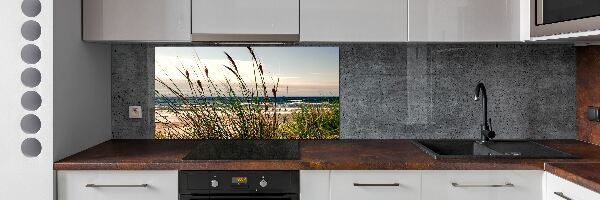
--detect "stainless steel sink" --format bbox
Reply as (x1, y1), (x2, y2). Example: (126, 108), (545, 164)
(411, 140), (577, 159)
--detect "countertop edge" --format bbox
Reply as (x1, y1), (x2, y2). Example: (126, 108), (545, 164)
(545, 162), (600, 194)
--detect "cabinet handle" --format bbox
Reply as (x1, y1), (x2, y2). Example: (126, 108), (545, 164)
(353, 183), (400, 187)
(85, 184), (149, 188)
(554, 192), (573, 200)
(451, 182), (514, 188)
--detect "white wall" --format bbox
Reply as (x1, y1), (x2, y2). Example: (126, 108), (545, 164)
(0, 0), (111, 199)
(53, 0), (112, 161)
(0, 0), (54, 199)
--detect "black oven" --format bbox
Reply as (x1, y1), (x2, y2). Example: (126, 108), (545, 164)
(179, 171), (299, 200)
(533, 0), (600, 37)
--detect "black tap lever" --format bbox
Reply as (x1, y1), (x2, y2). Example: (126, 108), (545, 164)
(486, 118), (496, 140)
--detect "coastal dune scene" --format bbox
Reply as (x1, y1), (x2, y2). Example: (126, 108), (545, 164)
(154, 47), (340, 139)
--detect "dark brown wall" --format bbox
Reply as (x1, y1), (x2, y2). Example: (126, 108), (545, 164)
(577, 46), (600, 145)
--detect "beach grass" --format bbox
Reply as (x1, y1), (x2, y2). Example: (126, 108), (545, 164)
(154, 47), (339, 139)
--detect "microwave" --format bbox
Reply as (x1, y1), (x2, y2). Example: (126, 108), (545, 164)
(532, 0), (600, 37)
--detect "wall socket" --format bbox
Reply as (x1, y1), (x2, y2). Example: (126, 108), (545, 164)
(129, 106), (142, 119)
(588, 106), (600, 122)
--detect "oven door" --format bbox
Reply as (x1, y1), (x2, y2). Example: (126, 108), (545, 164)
(532, 0), (600, 37)
(180, 194), (299, 200)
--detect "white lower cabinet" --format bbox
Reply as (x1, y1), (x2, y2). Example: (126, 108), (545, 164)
(546, 172), (600, 200)
(57, 170), (600, 200)
(300, 170), (331, 200)
(301, 170), (545, 200)
(421, 170), (543, 200)
(329, 170), (421, 200)
(57, 170), (178, 200)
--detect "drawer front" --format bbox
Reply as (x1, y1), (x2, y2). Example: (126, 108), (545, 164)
(57, 170), (178, 200)
(330, 170), (420, 200)
(546, 172), (600, 200)
(422, 170), (543, 200)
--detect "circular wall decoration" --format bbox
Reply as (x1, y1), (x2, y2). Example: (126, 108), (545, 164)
(21, 0), (43, 160)
(21, 91), (42, 111)
(21, 68), (41, 88)
(21, 138), (42, 157)
(20, 114), (41, 134)
(21, 44), (41, 64)
(21, 0), (41, 17)
(21, 20), (41, 41)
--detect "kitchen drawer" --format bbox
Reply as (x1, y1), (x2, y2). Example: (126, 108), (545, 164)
(330, 170), (420, 200)
(546, 172), (600, 200)
(57, 170), (178, 200)
(422, 170), (543, 200)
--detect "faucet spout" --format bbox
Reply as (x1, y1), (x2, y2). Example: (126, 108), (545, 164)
(474, 83), (495, 142)
(474, 83), (488, 129)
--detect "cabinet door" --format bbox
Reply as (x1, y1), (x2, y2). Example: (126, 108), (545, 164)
(422, 170), (543, 200)
(300, 0), (408, 42)
(57, 170), (178, 200)
(330, 170), (420, 200)
(191, 0), (299, 41)
(82, 0), (191, 41)
(409, 0), (529, 42)
(300, 170), (330, 200)
(546, 172), (600, 200)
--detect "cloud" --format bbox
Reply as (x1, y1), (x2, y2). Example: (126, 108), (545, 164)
(154, 47), (339, 97)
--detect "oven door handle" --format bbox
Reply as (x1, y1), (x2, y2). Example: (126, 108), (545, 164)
(180, 194), (298, 200)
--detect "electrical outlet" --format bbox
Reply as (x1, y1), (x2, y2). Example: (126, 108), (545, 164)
(129, 106), (142, 119)
(588, 106), (600, 122)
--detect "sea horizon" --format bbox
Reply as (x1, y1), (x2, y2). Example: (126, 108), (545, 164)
(155, 96), (339, 107)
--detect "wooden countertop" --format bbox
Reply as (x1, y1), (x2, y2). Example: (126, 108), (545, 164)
(54, 139), (600, 170)
(54, 139), (600, 193)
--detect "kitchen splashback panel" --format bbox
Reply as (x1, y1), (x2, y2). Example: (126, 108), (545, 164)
(112, 44), (576, 139)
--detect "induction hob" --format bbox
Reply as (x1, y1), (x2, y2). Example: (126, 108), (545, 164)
(183, 140), (300, 160)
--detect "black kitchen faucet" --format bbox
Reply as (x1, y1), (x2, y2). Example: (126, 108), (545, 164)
(474, 83), (495, 143)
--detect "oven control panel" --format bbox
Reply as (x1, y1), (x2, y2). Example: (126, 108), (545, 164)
(259, 178), (268, 188)
(231, 176), (249, 188)
(179, 171), (299, 194)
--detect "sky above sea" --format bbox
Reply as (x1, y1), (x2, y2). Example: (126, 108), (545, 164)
(155, 47), (339, 97)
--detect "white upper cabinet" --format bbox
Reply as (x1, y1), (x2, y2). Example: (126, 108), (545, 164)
(83, 0), (191, 41)
(191, 0), (300, 41)
(409, 0), (530, 42)
(300, 0), (408, 42)
(80, 0), (534, 42)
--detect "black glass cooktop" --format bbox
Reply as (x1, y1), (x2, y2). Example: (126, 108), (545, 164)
(183, 140), (300, 160)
